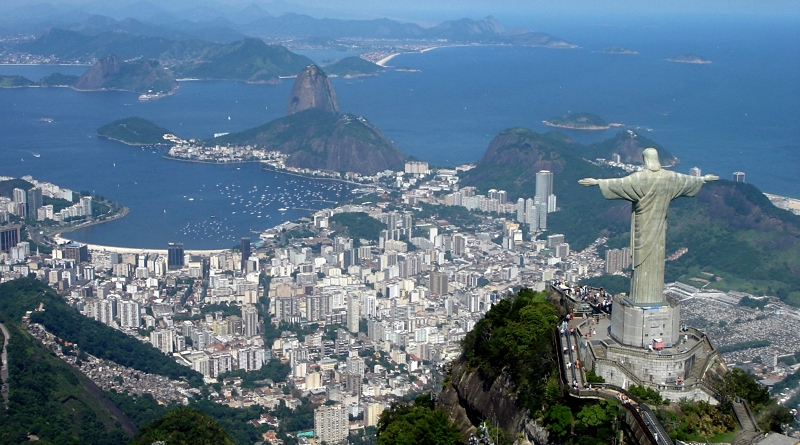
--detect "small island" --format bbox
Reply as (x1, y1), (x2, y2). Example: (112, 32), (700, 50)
(667, 54), (711, 64)
(97, 117), (175, 146)
(323, 57), (385, 77)
(600, 46), (638, 54)
(543, 113), (623, 130)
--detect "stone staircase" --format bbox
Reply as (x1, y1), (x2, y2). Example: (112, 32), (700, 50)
(731, 398), (763, 445)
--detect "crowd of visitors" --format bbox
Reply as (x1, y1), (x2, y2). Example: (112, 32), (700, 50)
(555, 282), (614, 313)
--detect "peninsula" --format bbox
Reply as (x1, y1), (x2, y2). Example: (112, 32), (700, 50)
(97, 117), (175, 146)
(667, 54), (712, 64)
(543, 112), (622, 130)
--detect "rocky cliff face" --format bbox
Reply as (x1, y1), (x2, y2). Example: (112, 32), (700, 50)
(286, 65), (339, 115)
(439, 357), (545, 444)
(73, 54), (177, 94)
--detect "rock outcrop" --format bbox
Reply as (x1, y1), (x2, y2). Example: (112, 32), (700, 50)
(439, 358), (531, 439)
(73, 54), (177, 94)
(286, 65), (339, 115)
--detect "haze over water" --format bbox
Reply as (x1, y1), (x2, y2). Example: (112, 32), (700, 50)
(0, 15), (797, 249)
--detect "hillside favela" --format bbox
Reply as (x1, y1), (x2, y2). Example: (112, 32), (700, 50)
(0, 0), (799, 444)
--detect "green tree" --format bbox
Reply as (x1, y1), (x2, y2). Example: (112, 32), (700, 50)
(577, 403), (609, 429)
(544, 405), (573, 440)
(376, 395), (461, 445)
(715, 368), (770, 407)
(129, 407), (236, 445)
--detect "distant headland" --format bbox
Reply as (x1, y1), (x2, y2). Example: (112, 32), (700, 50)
(667, 54), (712, 64)
(543, 113), (623, 130)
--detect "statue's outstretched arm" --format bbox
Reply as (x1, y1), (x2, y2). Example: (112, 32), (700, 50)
(702, 174), (719, 183)
(579, 178), (599, 187)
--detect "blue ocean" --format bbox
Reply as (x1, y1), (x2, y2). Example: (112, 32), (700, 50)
(0, 15), (797, 249)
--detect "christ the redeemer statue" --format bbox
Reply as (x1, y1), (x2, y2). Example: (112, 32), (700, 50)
(580, 148), (718, 304)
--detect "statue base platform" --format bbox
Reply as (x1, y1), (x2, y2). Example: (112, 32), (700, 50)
(577, 314), (726, 404)
(610, 296), (682, 349)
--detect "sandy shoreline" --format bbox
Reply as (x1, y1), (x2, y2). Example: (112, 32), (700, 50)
(376, 44), (478, 66)
(53, 234), (227, 255)
(376, 53), (401, 67)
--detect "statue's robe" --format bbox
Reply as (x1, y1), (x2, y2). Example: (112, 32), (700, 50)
(598, 170), (704, 304)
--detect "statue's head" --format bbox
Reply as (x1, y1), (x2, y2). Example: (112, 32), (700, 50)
(642, 148), (661, 172)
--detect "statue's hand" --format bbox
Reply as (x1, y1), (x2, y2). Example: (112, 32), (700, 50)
(702, 174), (719, 183)
(579, 178), (599, 187)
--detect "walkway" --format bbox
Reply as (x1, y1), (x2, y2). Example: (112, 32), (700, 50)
(555, 325), (673, 445)
(0, 322), (9, 409)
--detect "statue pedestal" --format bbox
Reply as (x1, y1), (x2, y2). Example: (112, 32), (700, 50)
(610, 296), (681, 349)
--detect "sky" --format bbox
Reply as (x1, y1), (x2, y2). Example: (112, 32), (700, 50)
(0, 0), (798, 25)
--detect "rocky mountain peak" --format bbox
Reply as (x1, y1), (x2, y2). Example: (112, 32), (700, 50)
(286, 65), (339, 115)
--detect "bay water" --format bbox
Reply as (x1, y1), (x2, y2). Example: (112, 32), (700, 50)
(0, 15), (797, 249)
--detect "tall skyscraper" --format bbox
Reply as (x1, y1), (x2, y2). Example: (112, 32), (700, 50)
(535, 170), (553, 203)
(525, 198), (535, 222)
(150, 329), (174, 354)
(453, 234), (466, 257)
(605, 248), (631, 274)
(346, 294), (360, 334)
(118, 300), (142, 328)
(80, 195), (92, 216)
(314, 404), (349, 443)
(733, 171), (745, 182)
(12, 188), (26, 203)
(547, 234), (565, 247)
(243, 305), (258, 338)
(497, 190), (507, 204)
(365, 402), (385, 427)
(535, 170), (557, 214)
(63, 242), (89, 263)
(689, 167), (702, 177)
(241, 237), (251, 271)
(547, 194), (557, 213)
(429, 271), (449, 296)
(536, 202), (547, 230)
(26, 188), (42, 220)
(516, 198), (525, 223)
(12, 188), (27, 218)
(238, 347), (265, 371)
(168, 242), (184, 269)
(385, 212), (399, 230)
(621, 247), (632, 269)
